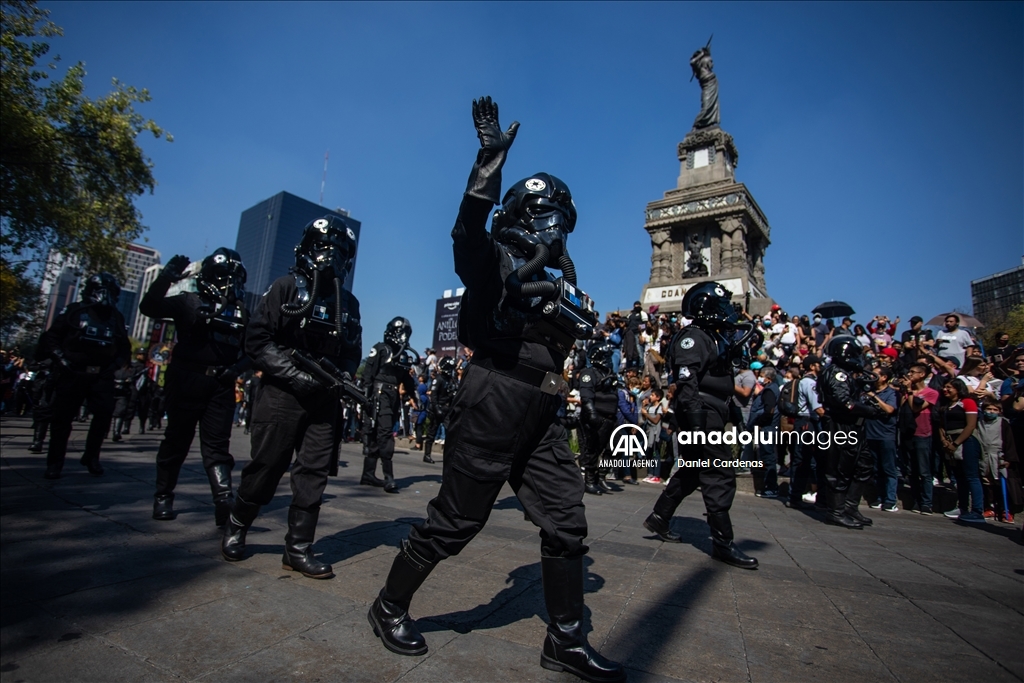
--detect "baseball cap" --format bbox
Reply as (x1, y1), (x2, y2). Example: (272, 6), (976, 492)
(813, 313), (822, 321)
(881, 347), (898, 359)
(802, 354), (821, 370)
(771, 304), (781, 311)
(750, 361), (764, 370)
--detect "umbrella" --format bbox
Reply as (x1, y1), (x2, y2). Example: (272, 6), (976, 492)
(812, 301), (855, 319)
(926, 313), (984, 328)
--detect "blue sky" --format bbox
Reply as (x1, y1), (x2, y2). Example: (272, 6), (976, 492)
(44, 1), (1023, 348)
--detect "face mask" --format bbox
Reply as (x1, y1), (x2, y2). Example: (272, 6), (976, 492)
(983, 412), (999, 423)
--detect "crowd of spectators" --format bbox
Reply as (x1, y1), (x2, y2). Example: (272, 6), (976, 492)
(558, 303), (1023, 525)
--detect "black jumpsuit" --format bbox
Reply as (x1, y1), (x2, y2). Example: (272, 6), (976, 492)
(239, 274), (361, 511)
(38, 302), (130, 475)
(577, 366), (620, 490)
(817, 364), (880, 519)
(654, 325), (738, 520)
(139, 275), (250, 498)
(407, 196), (587, 562)
(363, 342), (417, 486)
(422, 369), (456, 459)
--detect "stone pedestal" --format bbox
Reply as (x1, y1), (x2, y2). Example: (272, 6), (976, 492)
(641, 126), (774, 316)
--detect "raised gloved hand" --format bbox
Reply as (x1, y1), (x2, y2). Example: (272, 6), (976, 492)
(162, 255), (191, 282)
(466, 96), (520, 205)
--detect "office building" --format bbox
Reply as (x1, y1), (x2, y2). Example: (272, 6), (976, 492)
(235, 191), (361, 312)
(971, 262), (1024, 324)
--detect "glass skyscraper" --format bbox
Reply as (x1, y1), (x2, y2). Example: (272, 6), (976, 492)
(235, 191), (361, 312)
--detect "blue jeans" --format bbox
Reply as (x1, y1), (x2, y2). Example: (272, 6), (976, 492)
(868, 439), (898, 507)
(910, 436), (933, 509)
(954, 436), (983, 515)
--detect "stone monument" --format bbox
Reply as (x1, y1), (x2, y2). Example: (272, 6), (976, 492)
(640, 42), (774, 316)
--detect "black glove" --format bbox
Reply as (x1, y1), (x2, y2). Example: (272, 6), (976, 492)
(51, 349), (71, 371)
(256, 345), (321, 398)
(162, 254), (191, 282)
(465, 96), (520, 205)
(215, 364), (241, 387)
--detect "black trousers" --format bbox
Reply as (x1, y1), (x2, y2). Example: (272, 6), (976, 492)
(654, 409), (737, 517)
(408, 363), (588, 562)
(821, 418), (871, 508)
(237, 382), (336, 511)
(422, 408), (447, 448)
(154, 364), (236, 494)
(46, 371), (115, 469)
(367, 409), (397, 462)
(579, 417), (614, 470)
(787, 417), (825, 504)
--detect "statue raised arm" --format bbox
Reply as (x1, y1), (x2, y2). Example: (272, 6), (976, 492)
(689, 45), (719, 130)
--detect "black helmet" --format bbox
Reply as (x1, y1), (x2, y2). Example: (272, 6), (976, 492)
(492, 173), (576, 261)
(295, 215), (357, 278)
(681, 281), (739, 329)
(826, 335), (866, 371)
(588, 341), (615, 372)
(81, 273), (120, 308)
(384, 316), (412, 352)
(437, 356), (456, 374)
(197, 247), (246, 304)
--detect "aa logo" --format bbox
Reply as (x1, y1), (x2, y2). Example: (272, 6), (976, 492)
(609, 424), (648, 458)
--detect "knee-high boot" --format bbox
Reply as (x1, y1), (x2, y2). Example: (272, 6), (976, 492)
(153, 461), (179, 520)
(824, 482), (863, 529)
(112, 418), (123, 442)
(206, 463), (234, 527)
(539, 555), (625, 683)
(382, 458), (398, 493)
(368, 539), (436, 656)
(843, 480), (873, 526)
(422, 439), (435, 464)
(282, 506), (333, 579)
(221, 496), (260, 561)
(707, 511), (758, 569)
(29, 421), (48, 453)
(360, 457), (384, 487)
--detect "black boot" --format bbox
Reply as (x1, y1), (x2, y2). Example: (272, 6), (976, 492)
(422, 441), (435, 464)
(597, 473), (617, 493)
(584, 469), (602, 496)
(382, 459), (398, 494)
(825, 486), (863, 529)
(153, 461), (178, 520)
(112, 418), (123, 442)
(207, 463), (234, 527)
(540, 555), (626, 683)
(80, 453), (103, 476)
(282, 506), (334, 579)
(707, 511), (758, 569)
(221, 497), (260, 561)
(368, 539), (437, 656)
(643, 511), (681, 543)
(153, 494), (174, 520)
(360, 457), (384, 487)
(29, 421), (47, 453)
(844, 481), (872, 526)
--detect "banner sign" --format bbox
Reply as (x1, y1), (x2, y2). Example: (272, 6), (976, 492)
(432, 294), (464, 358)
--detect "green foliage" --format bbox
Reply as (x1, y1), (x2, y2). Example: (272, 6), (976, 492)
(0, 0), (170, 332)
(980, 304), (1024, 350)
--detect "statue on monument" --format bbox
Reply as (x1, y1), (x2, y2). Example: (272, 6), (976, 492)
(689, 37), (719, 130)
(684, 232), (709, 277)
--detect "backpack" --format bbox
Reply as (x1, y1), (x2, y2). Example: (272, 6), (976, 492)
(778, 379), (800, 418)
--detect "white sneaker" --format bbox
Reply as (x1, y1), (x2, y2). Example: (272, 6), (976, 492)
(802, 492), (817, 504)
(943, 509), (961, 519)
(868, 502), (883, 509)
(881, 504), (899, 513)
(932, 477), (941, 487)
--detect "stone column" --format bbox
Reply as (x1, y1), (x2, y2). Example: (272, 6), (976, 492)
(648, 228), (672, 284)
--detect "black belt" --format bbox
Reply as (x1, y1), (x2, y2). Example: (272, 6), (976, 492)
(173, 358), (229, 376)
(471, 356), (564, 395)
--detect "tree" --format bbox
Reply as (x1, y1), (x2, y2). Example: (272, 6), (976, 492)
(0, 0), (170, 335)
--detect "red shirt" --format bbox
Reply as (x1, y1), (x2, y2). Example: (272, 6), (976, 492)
(913, 387), (939, 437)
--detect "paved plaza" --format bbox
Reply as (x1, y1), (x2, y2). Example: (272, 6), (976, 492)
(1, 415), (1022, 683)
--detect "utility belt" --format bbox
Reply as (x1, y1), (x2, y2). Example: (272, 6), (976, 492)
(373, 379), (398, 393)
(172, 358), (230, 377)
(472, 355), (565, 395)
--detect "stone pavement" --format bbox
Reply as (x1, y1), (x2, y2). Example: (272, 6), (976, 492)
(1, 414), (1022, 683)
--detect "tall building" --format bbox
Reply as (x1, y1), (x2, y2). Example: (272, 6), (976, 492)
(235, 191), (361, 312)
(118, 243), (161, 333)
(38, 243), (160, 336)
(971, 261), (1024, 324)
(132, 264), (164, 341)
